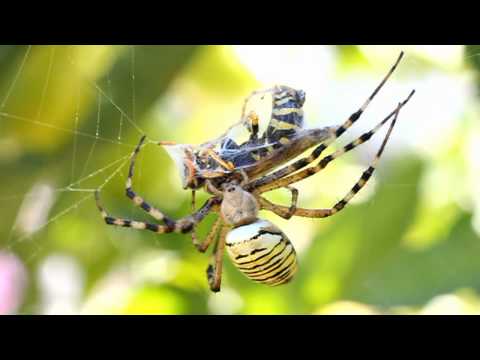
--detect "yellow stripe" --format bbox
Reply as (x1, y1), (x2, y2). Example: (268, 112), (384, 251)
(270, 263), (297, 286)
(343, 191), (356, 202)
(272, 108), (303, 116)
(131, 221), (147, 229)
(262, 259), (297, 285)
(279, 137), (290, 145)
(149, 209), (164, 220)
(274, 96), (294, 106)
(352, 138), (363, 146)
(269, 118), (299, 130)
(273, 91), (289, 99)
(235, 241), (286, 269)
(248, 247), (295, 280)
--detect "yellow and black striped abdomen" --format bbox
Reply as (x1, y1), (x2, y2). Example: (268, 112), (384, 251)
(225, 219), (298, 286)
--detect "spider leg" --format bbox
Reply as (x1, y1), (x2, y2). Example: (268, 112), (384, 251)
(239, 169), (249, 187)
(258, 185), (298, 220)
(257, 188), (298, 220)
(194, 216), (223, 253)
(95, 191), (220, 234)
(125, 135), (176, 224)
(258, 102), (402, 219)
(249, 52), (406, 191)
(255, 186), (298, 220)
(256, 92), (412, 194)
(285, 186), (299, 219)
(190, 190), (199, 246)
(206, 180), (223, 197)
(258, 196), (292, 219)
(206, 224), (229, 292)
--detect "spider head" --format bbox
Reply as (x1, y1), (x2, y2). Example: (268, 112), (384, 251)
(220, 182), (259, 226)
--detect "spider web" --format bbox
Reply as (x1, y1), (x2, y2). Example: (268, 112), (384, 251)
(0, 45), (150, 265)
(2, 46), (477, 316)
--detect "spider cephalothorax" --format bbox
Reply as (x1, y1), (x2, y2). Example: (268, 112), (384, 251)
(95, 51), (415, 292)
(220, 183), (259, 226)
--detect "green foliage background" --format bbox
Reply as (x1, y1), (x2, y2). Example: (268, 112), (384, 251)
(1, 45), (480, 314)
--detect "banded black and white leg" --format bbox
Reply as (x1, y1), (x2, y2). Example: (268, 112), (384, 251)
(190, 190), (201, 248)
(257, 102), (403, 219)
(96, 191), (220, 234)
(207, 224), (230, 292)
(279, 186), (298, 220)
(124, 135), (177, 226)
(254, 91), (413, 194)
(249, 52), (407, 191)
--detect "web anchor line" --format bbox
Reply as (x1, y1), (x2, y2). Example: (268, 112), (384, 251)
(5, 153), (132, 258)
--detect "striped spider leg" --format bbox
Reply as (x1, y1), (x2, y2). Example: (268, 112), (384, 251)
(279, 186), (299, 220)
(254, 90), (414, 196)
(189, 198), (231, 292)
(190, 190), (200, 248)
(257, 101), (404, 220)
(190, 213), (227, 292)
(95, 190), (219, 234)
(248, 51), (406, 192)
(206, 223), (231, 292)
(189, 190), (223, 253)
(95, 135), (221, 234)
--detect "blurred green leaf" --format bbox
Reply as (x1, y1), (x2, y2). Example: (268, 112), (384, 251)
(298, 155), (423, 308)
(348, 212), (480, 307)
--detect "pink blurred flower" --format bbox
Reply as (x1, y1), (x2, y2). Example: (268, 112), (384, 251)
(0, 252), (27, 314)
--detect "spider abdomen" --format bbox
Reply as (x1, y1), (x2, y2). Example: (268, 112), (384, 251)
(225, 219), (298, 286)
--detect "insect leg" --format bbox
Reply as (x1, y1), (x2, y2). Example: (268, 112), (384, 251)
(204, 148), (236, 171)
(246, 110), (260, 141)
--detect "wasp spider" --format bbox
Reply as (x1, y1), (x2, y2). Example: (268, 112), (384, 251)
(95, 52), (414, 292)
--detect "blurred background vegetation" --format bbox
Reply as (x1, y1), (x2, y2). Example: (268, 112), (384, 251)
(1, 45), (480, 315)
